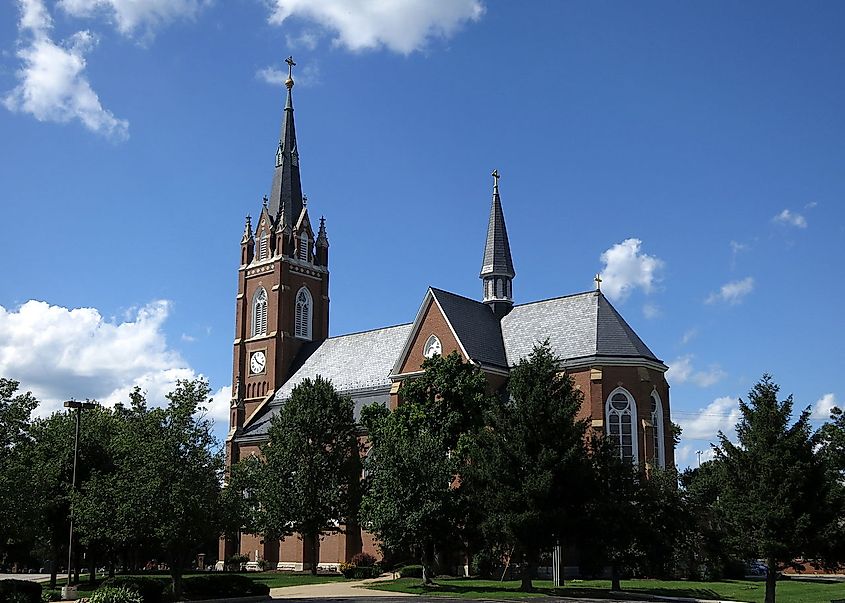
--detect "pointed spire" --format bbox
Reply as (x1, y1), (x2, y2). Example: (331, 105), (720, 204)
(316, 216), (329, 247)
(241, 214), (253, 244)
(268, 56), (304, 230)
(480, 170), (515, 318)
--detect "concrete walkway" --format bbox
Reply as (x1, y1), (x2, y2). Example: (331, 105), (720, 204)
(270, 575), (413, 599)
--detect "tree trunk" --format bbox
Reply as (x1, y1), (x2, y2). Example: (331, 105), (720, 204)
(765, 558), (777, 603)
(421, 541), (435, 585)
(73, 543), (80, 584)
(310, 535), (319, 576)
(108, 556), (115, 579)
(88, 554), (96, 585)
(519, 553), (534, 592)
(172, 565), (183, 601)
(49, 544), (59, 589)
(611, 564), (621, 592)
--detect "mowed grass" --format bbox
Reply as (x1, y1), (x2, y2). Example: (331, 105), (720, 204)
(364, 576), (845, 603)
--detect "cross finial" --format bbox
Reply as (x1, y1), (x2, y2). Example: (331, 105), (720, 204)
(286, 56), (296, 76)
(492, 169), (500, 190)
(594, 273), (602, 291)
(262, 195), (268, 208)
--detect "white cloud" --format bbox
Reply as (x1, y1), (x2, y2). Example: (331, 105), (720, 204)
(257, 62), (321, 88)
(705, 276), (754, 305)
(681, 328), (697, 345)
(812, 393), (838, 420)
(679, 396), (741, 441)
(266, 0), (485, 54)
(642, 303), (661, 319)
(773, 208), (807, 229)
(598, 238), (664, 303)
(57, 0), (207, 37)
(4, 0), (128, 139)
(0, 300), (229, 436)
(666, 355), (727, 388)
(285, 29), (320, 51)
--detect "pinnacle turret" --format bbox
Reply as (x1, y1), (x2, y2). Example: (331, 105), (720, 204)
(480, 169), (515, 318)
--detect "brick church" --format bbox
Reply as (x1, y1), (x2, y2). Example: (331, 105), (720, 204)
(221, 59), (673, 571)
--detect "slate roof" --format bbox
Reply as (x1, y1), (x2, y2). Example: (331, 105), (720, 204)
(480, 184), (515, 277)
(236, 323), (412, 440)
(500, 291), (660, 365)
(430, 288), (508, 369)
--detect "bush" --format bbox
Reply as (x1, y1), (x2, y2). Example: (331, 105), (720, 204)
(338, 564), (380, 579)
(349, 553), (376, 568)
(0, 580), (42, 603)
(89, 586), (143, 603)
(398, 565), (423, 579)
(41, 590), (62, 603)
(100, 578), (168, 603)
(181, 575), (269, 599)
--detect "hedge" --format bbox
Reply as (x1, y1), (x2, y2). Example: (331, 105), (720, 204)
(100, 577), (169, 603)
(89, 586), (143, 603)
(340, 566), (380, 579)
(0, 579), (42, 603)
(180, 575), (269, 599)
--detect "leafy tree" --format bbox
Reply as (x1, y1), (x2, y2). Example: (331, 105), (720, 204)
(466, 342), (590, 591)
(0, 379), (38, 568)
(637, 467), (686, 579)
(360, 352), (491, 583)
(714, 374), (835, 603)
(255, 376), (360, 575)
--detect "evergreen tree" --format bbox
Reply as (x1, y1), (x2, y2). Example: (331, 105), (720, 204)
(467, 342), (591, 591)
(714, 374), (834, 603)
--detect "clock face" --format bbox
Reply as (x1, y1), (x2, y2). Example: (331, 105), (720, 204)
(250, 351), (266, 375)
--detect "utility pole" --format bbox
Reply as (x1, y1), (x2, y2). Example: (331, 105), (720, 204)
(62, 400), (96, 601)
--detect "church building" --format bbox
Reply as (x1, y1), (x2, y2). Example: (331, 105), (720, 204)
(221, 59), (673, 571)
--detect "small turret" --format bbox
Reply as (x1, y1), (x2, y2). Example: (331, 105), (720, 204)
(316, 216), (329, 267)
(240, 215), (254, 265)
(479, 169), (515, 319)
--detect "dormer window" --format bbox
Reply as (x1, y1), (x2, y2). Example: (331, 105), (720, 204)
(423, 335), (442, 358)
(298, 233), (309, 262)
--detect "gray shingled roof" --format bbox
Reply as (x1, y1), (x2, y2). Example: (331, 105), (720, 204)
(500, 291), (660, 365)
(430, 288), (508, 369)
(237, 323), (412, 440)
(480, 186), (515, 277)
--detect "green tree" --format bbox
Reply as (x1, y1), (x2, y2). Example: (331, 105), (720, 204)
(466, 342), (591, 591)
(255, 376), (360, 575)
(0, 379), (39, 568)
(360, 352), (491, 583)
(714, 374), (835, 603)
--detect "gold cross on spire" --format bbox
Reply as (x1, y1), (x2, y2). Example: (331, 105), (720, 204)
(492, 169), (500, 189)
(594, 273), (602, 291)
(284, 56), (296, 89)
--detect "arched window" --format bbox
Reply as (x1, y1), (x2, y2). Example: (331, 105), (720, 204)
(299, 233), (309, 262)
(252, 288), (268, 337)
(606, 387), (638, 463)
(258, 233), (269, 260)
(423, 334), (442, 358)
(650, 391), (665, 468)
(295, 287), (312, 340)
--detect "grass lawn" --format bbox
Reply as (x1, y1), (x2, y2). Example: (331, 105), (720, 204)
(42, 571), (344, 595)
(364, 576), (845, 603)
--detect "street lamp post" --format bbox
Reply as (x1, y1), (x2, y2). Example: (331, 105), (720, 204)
(62, 400), (96, 601)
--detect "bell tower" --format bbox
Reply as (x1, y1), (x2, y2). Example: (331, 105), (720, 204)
(480, 169), (515, 319)
(227, 57), (330, 455)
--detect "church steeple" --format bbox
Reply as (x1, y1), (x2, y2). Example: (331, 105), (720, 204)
(268, 56), (304, 230)
(480, 169), (515, 318)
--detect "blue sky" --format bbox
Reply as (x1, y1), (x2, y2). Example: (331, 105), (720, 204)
(2, 0), (843, 467)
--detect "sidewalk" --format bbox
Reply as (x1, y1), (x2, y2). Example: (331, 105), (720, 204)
(270, 574), (413, 599)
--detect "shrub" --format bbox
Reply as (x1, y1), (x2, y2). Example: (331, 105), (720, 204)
(89, 586), (143, 603)
(181, 575), (269, 599)
(100, 578), (168, 603)
(41, 590), (62, 603)
(349, 553), (376, 568)
(398, 565), (423, 579)
(0, 579), (43, 603)
(339, 564), (380, 579)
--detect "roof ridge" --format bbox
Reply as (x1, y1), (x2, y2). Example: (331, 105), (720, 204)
(510, 290), (597, 309)
(429, 287), (489, 306)
(326, 322), (412, 340)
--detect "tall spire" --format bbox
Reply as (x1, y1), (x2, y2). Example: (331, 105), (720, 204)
(268, 56), (304, 230)
(480, 169), (515, 318)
